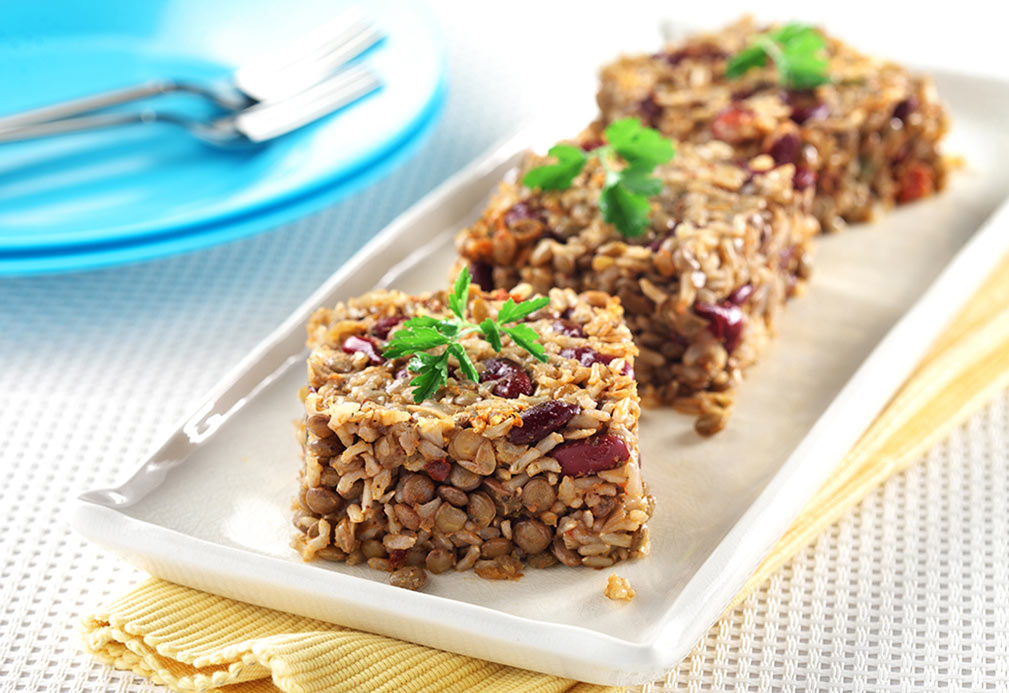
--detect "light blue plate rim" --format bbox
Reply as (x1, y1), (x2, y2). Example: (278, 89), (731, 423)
(0, 80), (445, 277)
(0, 0), (445, 255)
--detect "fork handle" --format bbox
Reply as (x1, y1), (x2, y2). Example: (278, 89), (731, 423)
(0, 81), (250, 130)
(0, 111), (168, 143)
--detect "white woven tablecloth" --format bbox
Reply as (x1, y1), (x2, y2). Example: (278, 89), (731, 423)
(2, 2), (1007, 690)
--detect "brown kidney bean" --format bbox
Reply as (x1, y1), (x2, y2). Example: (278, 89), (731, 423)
(480, 357), (534, 399)
(693, 301), (745, 352)
(789, 100), (829, 125)
(469, 262), (494, 291)
(552, 319), (585, 338)
(558, 347), (633, 376)
(892, 96), (917, 122)
(507, 400), (581, 445)
(637, 94), (662, 126)
(371, 315), (405, 339)
(727, 283), (754, 305)
(504, 201), (536, 226)
(768, 132), (800, 166)
(793, 166), (818, 191)
(551, 434), (630, 477)
(341, 335), (384, 364)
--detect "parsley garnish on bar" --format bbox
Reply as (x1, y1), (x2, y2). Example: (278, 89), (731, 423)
(383, 267), (549, 403)
(521, 117), (675, 238)
(726, 23), (831, 90)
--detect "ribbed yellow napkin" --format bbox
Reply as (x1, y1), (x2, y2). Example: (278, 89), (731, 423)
(81, 252), (1009, 693)
(81, 578), (609, 692)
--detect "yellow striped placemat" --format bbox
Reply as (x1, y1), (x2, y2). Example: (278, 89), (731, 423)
(81, 251), (1009, 692)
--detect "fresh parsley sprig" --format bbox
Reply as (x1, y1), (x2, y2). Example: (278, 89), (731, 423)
(725, 23), (830, 90)
(521, 117), (675, 238)
(383, 268), (550, 403)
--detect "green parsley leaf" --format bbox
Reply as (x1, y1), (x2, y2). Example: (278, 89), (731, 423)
(725, 43), (768, 79)
(497, 295), (550, 325)
(777, 30), (830, 89)
(479, 317), (502, 351)
(726, 23), (830, 90)
(402, 315), (459, 336)
(521, 144), (587, 191)
(408, 350), (446, 370)
(448, 342), (479, 382)
(384, 326), (451, 359)
(382, 273), (551, 402)
(599, 182), (651, 238)
(604, 118), (675, 169)
(503, 324), (548, 362)
(519, 118), (674, 238)
(406, 351), (450, 402)
(448, 266), (471, 320)
(618, 165), (664, 197)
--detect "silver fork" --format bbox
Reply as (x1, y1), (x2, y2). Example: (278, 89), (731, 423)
(0, 9), (382, 130)
(0, 64), (381, 146)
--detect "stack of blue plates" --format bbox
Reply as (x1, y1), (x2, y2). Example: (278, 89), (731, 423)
(0, 0), (445, 275)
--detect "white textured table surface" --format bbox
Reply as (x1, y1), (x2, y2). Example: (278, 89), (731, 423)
(2, 2), (1007, 691)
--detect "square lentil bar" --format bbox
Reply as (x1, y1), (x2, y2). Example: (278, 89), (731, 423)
(293, 285), (651, 586)
(456, 140), (818, 434)
(596, 17), (950, 231)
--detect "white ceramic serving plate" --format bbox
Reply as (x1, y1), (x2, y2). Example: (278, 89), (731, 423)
(72, 69), (1009, 686)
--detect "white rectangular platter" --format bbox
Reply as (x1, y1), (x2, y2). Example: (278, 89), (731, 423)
(72, 69), (1009, 686)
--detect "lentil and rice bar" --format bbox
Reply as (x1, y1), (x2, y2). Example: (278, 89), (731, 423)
(456, 140), (818, 434)
(293, 285), (651, 584)
(596, 17), (950, 231)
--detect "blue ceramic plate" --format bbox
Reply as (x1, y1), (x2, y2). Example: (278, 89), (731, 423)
(0, 0), (444, 274)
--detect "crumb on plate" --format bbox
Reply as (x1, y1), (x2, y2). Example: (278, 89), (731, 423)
(604, 573), (635, 602)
